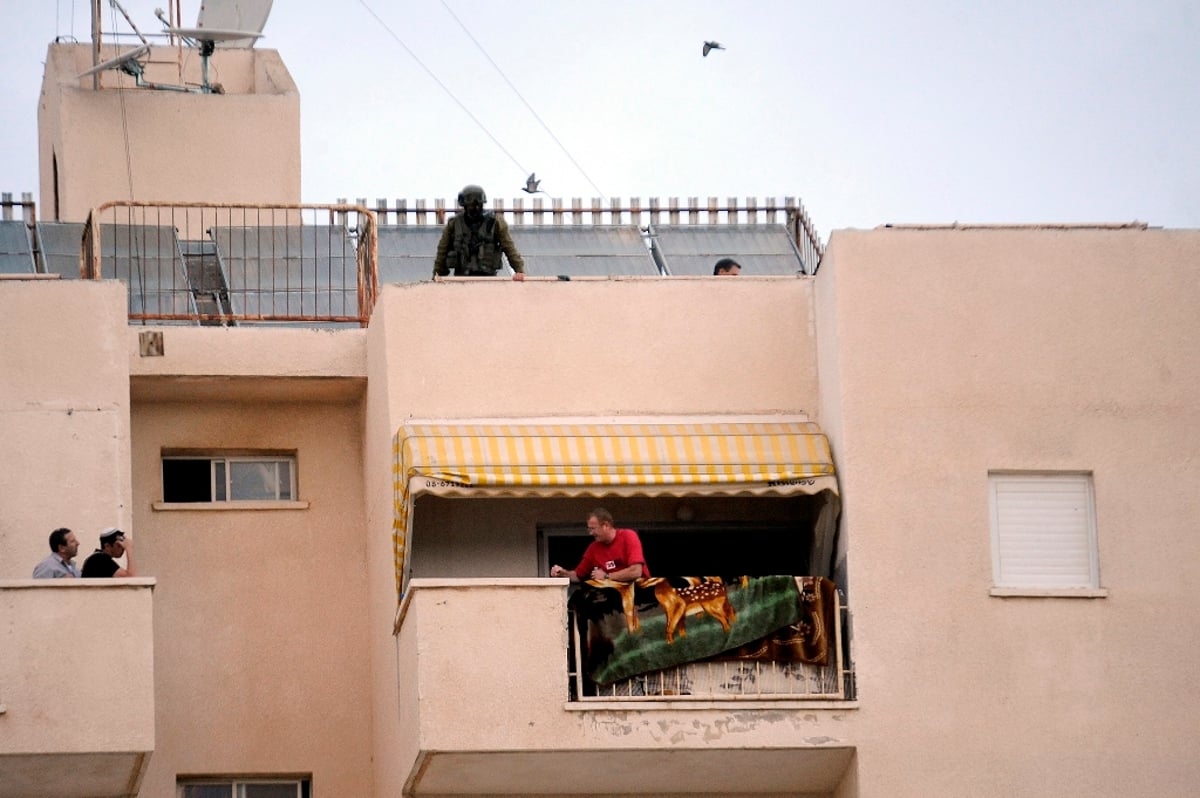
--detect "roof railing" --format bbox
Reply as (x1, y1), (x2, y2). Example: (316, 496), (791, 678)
(0, 192), (37, 224)
(348, 195), (825, 272)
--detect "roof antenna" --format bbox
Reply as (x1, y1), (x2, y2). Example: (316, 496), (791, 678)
(81, 0), (274, 94)
(108, 0), (150, 44)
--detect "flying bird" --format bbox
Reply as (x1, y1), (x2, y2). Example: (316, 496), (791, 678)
(522, 172), (545, 194)
(702, 41), (725, 57)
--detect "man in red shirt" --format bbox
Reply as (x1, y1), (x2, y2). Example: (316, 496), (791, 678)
(550, 508), (650, 583)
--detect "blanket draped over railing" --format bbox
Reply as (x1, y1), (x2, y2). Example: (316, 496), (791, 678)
(569, 575), (836, 685)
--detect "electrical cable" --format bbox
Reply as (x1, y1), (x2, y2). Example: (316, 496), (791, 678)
(356, 0), (529, 179)
(438, 0), (607, 201)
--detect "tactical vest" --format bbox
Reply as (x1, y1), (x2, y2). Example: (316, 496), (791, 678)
(447, 213), (500, 275)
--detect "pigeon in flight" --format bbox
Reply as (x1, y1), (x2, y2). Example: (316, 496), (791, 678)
(702, 41), (725, 57)
(522, 172), (545, 194)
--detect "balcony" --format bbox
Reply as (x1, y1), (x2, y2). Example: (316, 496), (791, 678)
(0, 578), (156, 798)
(393, 578), (855, 797)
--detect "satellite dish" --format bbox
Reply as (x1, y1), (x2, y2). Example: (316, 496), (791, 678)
(173, 0), (274, 49)
(77, 45), (151, 80)
(163, 0), (274, 92)
(166, 27), (265, 47)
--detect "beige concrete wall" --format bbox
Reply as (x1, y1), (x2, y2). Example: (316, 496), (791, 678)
(0, 580), (155, 797)
(377, 277), (819, 418)
(130, 396), (373, 796)
(0, 580), (155, 750)
(0, 279), (132, 579)
(39, 44), (300, 221)
(365, 277), (822, 795)
(363, 291), (407, 797)
(816, 226), (1200, 796)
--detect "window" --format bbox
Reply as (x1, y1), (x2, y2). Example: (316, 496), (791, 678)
(989, 472), (1100, 591)
(177, 778), (309, 798)
(163, 454), (296, 502)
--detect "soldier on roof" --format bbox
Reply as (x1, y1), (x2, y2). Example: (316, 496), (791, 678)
(433, 184), (526, 281)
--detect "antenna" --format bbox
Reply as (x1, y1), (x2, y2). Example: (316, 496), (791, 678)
(81, 0), (274, 94)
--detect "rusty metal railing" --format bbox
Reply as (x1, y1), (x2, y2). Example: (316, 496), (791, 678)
(83, 202), (378, 326)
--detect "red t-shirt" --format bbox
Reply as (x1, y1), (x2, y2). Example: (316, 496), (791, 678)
(574, 528), (650, 579)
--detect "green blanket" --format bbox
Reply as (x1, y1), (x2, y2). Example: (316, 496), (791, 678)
(570, 575), (834, 686)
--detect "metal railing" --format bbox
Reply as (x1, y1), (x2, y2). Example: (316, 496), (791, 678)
(348, 195), (825, 274)
(569, 590), (845, 702)
(82, 202), (378, 326)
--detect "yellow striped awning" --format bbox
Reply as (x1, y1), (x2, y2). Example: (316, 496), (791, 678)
(391, 419), (837, 599)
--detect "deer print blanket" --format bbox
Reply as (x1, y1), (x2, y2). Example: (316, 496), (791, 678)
(569, 575), (836, 686)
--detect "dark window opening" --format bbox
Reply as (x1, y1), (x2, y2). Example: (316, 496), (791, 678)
(162, 455), (296, 502)
(163, 458), (213, 502)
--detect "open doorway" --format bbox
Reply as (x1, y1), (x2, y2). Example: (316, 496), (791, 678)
(538, 493), (835, 579)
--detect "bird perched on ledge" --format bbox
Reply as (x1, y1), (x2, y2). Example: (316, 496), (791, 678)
(702, 41), (725, 57)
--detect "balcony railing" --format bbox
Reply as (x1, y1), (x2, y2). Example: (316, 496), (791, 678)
(82, 201), (378, 326)
(393, 578), (855, 796)
(569, 589), (846, 702)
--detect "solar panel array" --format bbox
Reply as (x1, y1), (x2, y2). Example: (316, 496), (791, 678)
(210, 225), (359, 318)
(377, 226), (444, 284)
(375, 224), (658, 281)
(649, 224), (808, 275)
(508, 225), (657, 277)
(0, 220), (35, 274)
(15, 220), (809, 323)
(34, 222), (85, 278)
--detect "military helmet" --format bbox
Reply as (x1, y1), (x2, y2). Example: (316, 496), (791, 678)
(458, 184), (487, 206)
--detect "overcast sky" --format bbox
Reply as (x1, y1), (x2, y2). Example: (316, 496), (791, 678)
(1, 1), (1197, 239)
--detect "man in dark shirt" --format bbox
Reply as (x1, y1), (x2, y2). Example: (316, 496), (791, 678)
(81, 527), (136, 578)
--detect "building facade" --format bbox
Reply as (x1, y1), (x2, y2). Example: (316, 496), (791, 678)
(1, 38), (1198, 798)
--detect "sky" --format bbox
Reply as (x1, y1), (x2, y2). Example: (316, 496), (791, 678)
(0, 0), (1197, 240)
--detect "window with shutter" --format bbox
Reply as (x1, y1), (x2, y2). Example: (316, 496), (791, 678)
(989, 472), (1100, 591)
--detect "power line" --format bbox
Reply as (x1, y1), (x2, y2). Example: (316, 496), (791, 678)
(439, 1), (607, 201)
(356, 0), (529, 179)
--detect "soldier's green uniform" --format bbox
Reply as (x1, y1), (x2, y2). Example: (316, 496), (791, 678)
(433, 184), (526, 277)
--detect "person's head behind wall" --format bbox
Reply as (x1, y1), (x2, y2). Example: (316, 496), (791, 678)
(713, 258), (741, 275)
(99, 527), (126, 556)
(457, 184), (487, 220)
(49, 527), (77, 556)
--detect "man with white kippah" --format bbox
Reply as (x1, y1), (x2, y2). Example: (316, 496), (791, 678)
(81, 527), (136, 578)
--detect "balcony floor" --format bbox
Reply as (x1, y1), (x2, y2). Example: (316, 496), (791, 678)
(409, 746), (854, 796)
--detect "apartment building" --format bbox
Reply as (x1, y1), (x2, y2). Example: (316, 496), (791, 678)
(1, 32), (1198, 798)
